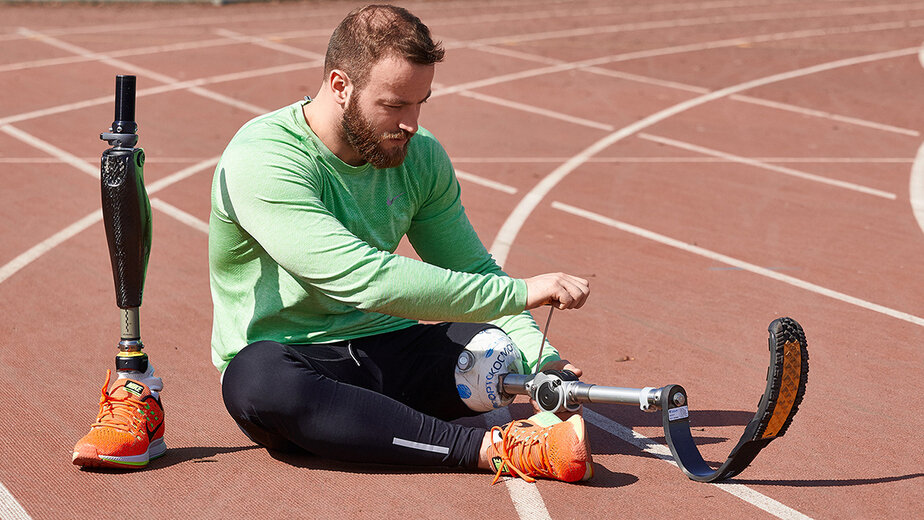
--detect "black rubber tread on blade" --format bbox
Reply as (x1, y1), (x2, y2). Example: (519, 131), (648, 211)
(661, 317), (809, 482)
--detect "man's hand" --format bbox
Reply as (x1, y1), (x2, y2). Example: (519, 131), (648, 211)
(524, 273), (590, 310)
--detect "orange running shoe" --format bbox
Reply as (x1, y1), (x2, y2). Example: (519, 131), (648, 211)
(490, 412), (593, 484)
(72, 370), (165, 468)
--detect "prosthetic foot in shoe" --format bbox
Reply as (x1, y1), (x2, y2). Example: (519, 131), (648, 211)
(73, 370), (165, 469)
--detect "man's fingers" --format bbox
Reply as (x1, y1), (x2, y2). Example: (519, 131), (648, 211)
(524, 272), (591, 310)
(554, 275), (588, 309)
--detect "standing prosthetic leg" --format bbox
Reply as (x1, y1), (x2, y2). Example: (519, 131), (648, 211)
(73, 75), (166, 469)
(99, 75), (153, 377)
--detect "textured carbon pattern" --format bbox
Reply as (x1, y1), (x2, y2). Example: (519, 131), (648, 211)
(753, 317), (809, 439)
(100, 149), (151, 309)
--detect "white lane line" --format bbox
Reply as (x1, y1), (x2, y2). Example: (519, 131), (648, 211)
(488, 46), (921, 267)
(456, 90), (615, 131)
(0, 94), (114, 127)
(428, 0), (789, 32)
(913, 44), (924, 237)
(150, 199), (210, 235)
(3, 0), (612, 44)
(0, 210), (102, 285)
(437, 19), (924, 99)
(0, 0), (802, 45)
(0, 481), (31, 520)
(552, 201), (924, 328)
(0, 59), (321, 127)
(470, 38), (920, 139)
(583, 66), (920, 137)
(0, 159), (218, 286)
(0, 36), (244, 74)
(482, 408), (552, 520)
(0, 6), (347, 42)
(18, 28), (176, 84)
(255, 0), (796, 43)
(911, 140), (924, 237)
(1, 0), (918, 72)
(0, 125), (98, 178)
(455, 169), (518, 194)
(19, 28), (270, 116)
(638, 133), (898, 199)
(456, 2), (924, 49)
(583, 409), (813, 520)
(146, 157), (221, 194)
(211, 28), (325, 60)
(583, 66), (711, 93)
(186, 86), (267, 117)
(729, 95), (920, 137)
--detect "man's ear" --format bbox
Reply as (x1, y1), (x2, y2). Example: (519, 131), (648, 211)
(329, 69), (353, 107)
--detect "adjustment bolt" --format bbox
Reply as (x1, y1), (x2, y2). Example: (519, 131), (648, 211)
(672, 393), (686, 406)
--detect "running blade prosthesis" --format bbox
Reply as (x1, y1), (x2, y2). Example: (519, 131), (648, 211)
(663, 317), (809, 482)
(502, 317), (809, 483)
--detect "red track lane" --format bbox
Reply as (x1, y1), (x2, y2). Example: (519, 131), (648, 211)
(1, 1), (922, 519)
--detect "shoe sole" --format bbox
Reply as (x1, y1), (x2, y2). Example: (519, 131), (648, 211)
(72, 438), (166, 469)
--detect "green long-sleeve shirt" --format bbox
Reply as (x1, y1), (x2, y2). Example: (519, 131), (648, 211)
(208, 100), (559, 373)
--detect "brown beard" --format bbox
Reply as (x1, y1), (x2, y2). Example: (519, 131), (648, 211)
(341, 94), (411, 169)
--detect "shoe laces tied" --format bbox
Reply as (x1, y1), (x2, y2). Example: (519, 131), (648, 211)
(92, 370), (145, 436)
(490, 422), (553, 485)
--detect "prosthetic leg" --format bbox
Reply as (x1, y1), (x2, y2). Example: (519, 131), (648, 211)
(99, 74), (153, 377)
(502, 317), (809, 483)
(73, 75), (166, 469)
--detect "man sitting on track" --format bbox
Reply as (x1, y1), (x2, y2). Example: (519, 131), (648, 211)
(210, 4), (593, 483)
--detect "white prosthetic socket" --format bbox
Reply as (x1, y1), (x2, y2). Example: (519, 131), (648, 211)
(454, 328), (523, 412)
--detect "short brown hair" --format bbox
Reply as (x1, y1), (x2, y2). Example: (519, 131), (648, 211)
(324, 4), (444, 89)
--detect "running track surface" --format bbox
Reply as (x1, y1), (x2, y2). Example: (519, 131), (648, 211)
(1, 1), (922, 519)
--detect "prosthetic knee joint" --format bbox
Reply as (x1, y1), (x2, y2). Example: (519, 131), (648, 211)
(454, 327), (522, 412)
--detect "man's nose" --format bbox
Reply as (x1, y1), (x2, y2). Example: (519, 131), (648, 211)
(398, 105), (421, 135)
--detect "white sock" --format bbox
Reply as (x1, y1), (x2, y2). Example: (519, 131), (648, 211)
(117, 363), (163, 400)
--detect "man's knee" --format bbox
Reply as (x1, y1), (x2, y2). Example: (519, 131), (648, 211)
(453, 327), (522, 412)
(221, 341), (295, 421)
(221, 341), (303, 450)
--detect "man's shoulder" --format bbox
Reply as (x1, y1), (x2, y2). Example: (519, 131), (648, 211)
(221, 102), (316, 172)
(230, 103), (301, 144)
(216, 102), (325, 199)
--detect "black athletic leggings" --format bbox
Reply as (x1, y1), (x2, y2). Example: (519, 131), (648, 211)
(221, 322), (494, 469)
